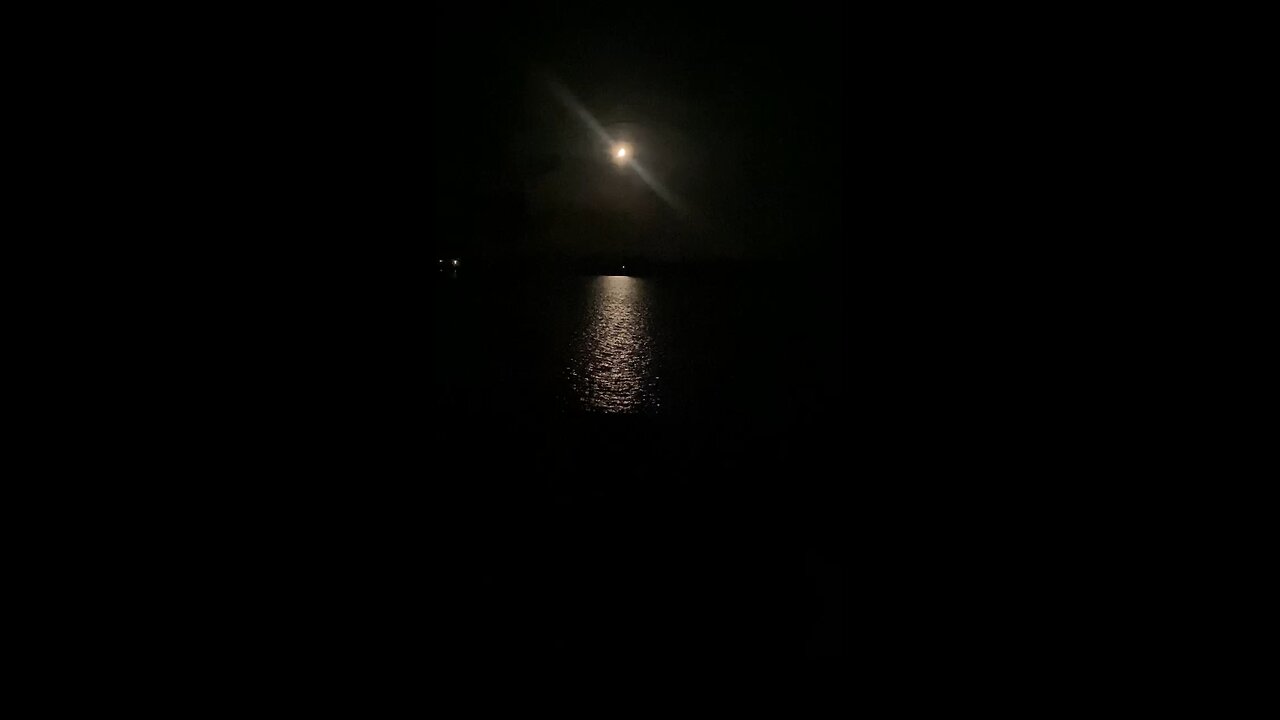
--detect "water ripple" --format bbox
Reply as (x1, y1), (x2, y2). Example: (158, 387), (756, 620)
(567, 276), (657, 413)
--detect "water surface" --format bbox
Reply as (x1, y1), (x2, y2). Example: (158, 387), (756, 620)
(432, 271), (845, 422)
(567, 276), (658, 413)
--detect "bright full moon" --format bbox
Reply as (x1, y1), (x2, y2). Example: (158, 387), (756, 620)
(617, 148), (626, 157)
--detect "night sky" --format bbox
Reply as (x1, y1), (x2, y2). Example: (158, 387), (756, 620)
(431, 8), (846, 263)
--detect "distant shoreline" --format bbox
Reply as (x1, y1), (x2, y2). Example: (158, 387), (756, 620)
(430, 255), (847, 280)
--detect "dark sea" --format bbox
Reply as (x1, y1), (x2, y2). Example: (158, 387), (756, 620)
(432, 270), (848, 421)
(431, 268), (851, 659)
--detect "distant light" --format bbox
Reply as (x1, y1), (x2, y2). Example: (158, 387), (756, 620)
(617, 148), (626, 158)
(451, 259), (459, 267)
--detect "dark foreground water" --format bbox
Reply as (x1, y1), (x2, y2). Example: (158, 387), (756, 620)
(432, 270), (850, 659)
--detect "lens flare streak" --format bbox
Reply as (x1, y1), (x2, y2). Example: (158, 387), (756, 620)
(548, 79), (683, 212)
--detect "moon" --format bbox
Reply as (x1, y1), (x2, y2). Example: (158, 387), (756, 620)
(610, 142), (633, 166)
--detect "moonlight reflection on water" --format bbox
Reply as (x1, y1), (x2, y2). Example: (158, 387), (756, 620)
(568, 275), (657, 413)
